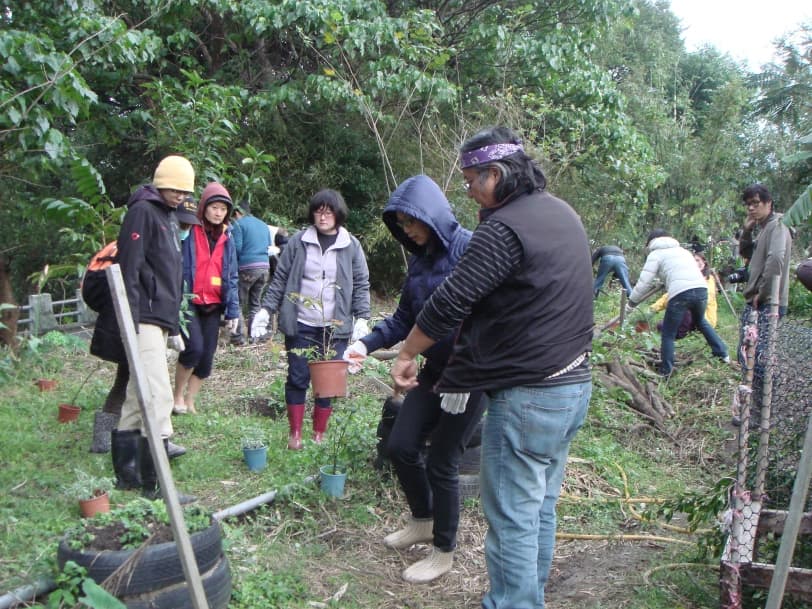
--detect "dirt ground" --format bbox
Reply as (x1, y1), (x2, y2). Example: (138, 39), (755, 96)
(296, 496), (675, 609)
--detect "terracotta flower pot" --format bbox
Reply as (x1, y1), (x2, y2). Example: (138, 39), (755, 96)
(78, 491), (110, 518)
(36, 378), (58, 392)
(308, 360), (349, 398)
(634, 320), (650, 333)
(58, 403), (81, 423)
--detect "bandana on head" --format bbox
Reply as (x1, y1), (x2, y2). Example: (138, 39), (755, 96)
(460, 143), (524, 169)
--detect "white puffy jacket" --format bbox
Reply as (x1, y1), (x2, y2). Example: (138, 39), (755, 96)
(629, 236), (706, 304)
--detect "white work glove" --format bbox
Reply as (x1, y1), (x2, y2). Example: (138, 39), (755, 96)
(440, 392), (470, 415)
(167, 334), (185, 352)
(342, 340), (368, 374)
(351, 318), (370, 342)
(251, 308), (270, 338)
(624, 302), (636, 317)
(225, 318), (239, 334)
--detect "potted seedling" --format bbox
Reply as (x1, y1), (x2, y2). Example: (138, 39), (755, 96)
(287, 289), (349, 398)
(318, 399), (366, 498)
(241, 426), (268, 472)
(64, 469), (114, 518)
(57, 361), (103, 423)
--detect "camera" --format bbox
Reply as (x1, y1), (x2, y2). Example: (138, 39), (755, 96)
(727, 267), (749, 284)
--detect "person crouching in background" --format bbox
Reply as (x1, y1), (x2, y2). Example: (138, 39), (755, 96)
(173, 182), (240, 414)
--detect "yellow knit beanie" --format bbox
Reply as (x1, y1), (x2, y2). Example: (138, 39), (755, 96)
(152, 155), (195, 192)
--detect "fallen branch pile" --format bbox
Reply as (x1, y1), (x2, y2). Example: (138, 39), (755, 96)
(595, 359), (674, 430)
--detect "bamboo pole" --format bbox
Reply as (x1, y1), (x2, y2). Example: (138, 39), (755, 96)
(106, 265), (209, 609)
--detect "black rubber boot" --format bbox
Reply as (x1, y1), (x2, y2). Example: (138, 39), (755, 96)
(111, 429), (141, 489)
(138, 436), (197, 505)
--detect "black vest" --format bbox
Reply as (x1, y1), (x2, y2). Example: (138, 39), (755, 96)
(437, 190), (594, 392)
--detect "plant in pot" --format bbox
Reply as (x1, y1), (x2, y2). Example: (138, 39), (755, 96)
(318, 398), (371, 498)
(56, 498), (232, 608)
(287, 289), (349, 399)
(58, 361), (103, 423)
(64, 469), (114, 518)
(241, 426), (268, 472)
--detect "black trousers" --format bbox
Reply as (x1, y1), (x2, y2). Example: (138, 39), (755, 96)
(387, 366), (485, 552)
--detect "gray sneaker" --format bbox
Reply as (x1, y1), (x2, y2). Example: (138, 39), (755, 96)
(166, 441), (186, 459)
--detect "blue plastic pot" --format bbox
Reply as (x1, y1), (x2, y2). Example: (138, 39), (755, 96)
(243, 446), (267, 472)
(319, 465), (347, 498)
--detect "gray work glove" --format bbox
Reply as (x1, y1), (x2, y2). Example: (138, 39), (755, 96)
(440, 392), (469, 415)
(167, 334), (185, 352)
(251, 309), (270, 338)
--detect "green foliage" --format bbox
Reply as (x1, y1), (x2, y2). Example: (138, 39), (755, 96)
(48, 560), (126, 609)
(644, 476), (733, 559)
(320, 395), (378, 475)
(64, 499), (212, 551)
(241, 425), (267, 450)
(62, 469), (114, 501)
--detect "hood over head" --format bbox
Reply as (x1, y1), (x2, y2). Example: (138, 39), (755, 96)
(199, 182), (234, 221)
(382, 175), (459, 255)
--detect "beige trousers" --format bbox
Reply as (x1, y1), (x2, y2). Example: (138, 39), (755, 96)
(118, 324), (174, 439)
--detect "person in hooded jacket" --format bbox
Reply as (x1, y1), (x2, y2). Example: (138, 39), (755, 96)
(342, 175), (485, 584)
(172, 182), (240, 414)
(113, 154), (195, 504)
(628, 229), (728, 376)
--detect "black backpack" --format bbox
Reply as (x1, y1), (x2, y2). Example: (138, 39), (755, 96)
(81, 241), (118, 313)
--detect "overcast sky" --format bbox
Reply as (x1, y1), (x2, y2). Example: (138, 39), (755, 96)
(668, 0), (811, 69)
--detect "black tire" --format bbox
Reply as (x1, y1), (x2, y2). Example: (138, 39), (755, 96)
(57, 520), (223, 596)
(458, 445), (481, 475)
(465, 419), (483, 449)
(121, 554), (232, 609)
(459, 473), (480, 502)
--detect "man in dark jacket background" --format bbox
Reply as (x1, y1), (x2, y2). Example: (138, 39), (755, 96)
(230, 200), (272, 345)
(592, 244), (633, 298)
(111, 155), (195, 504)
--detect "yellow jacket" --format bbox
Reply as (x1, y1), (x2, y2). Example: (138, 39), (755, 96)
(650, 275), (717, 327)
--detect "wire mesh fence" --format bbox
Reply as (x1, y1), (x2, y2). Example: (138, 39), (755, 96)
(722, 311), (812, 608)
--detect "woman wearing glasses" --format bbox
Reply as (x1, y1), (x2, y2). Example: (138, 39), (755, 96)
(343, 175), (485, 583)
(251, 189), (370, 450)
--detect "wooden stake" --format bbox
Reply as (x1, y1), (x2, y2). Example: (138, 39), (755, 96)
(106, 264), (209, 609)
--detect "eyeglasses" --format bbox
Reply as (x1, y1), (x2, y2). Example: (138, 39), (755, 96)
(744, 199), (764, 208)
(397, 216), (417, 229)
(314, 209), (334, 217)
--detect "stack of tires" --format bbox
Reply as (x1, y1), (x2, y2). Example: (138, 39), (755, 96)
(458, 419), (482, 503)
(56, 519), (231, 609)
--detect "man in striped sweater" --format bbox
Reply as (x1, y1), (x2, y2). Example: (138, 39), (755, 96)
(391, 126), (594, 609)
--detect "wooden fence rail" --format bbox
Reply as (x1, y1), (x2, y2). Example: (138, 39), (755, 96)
(15, 291), (97, 335)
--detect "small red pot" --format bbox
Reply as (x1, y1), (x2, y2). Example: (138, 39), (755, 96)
(634, 320), (650, 333)
(58, 403), (81, 423)
(78, 491), (110, 518)
(36, 379), (58, 392)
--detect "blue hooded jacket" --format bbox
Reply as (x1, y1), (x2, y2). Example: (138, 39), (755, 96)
(360, 175), (471, 367)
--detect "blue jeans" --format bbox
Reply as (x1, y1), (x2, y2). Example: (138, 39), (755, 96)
(660, 287), (727, 376)
(480, 381), (592, 609)
(593, 255), (632, 297)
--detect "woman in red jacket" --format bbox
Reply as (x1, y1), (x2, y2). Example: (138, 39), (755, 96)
(173, 182), (240, 414)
